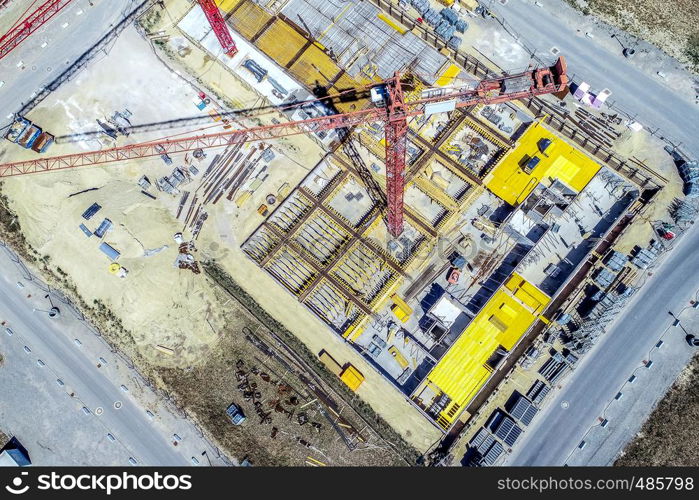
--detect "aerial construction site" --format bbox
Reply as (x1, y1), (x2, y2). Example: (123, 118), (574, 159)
(0, 0), (693, 468)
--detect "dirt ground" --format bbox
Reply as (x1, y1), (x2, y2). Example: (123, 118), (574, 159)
(572, 0), (699, 70)
(155, 278), (409, 466)
(1, 24), (231, 366)
(616, 353), (699, 466)
(612, 130), (684, 253)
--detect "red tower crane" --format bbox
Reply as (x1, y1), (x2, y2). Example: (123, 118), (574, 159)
(197, 0), (237, 56)
(0, 0), (74, 61)
(0, 58), (568, 237)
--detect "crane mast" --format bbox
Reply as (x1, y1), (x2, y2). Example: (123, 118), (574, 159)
(0, 58), (568, 237)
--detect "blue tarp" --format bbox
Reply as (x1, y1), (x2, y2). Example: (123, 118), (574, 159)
(99, 242), (120, 261)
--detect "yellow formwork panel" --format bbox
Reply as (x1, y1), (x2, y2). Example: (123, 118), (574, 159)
(229, 1), (272, 40)
(391, 304), (410, 323)
(255, 19), (307, 67)
(391, 294), (413, 315)
(424, 287), (546, 425)
(504, 273), (551, 313)
(377, 13), (408, 34)
(333, 70), (374, 90)
(484, 121), (602, 206)
(216, 0), (243, 13)
(344, 313), (368, 341)
(332, 72), (373, 114)
(289, 44), (342, 88)
(435, 63), (461, 87)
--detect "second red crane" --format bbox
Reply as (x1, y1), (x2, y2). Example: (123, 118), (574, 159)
(197, 0), (237, 57)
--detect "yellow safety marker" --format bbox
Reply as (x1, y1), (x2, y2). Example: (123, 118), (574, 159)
(377, 13), (408, 35)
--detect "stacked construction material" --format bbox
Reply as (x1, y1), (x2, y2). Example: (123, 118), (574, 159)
(409, 0), (430, 15)
(678, 160), (699, 198)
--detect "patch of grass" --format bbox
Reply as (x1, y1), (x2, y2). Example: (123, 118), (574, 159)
(685, 33), (699, 68)
(0, 184), (36, 263)
(155, 281), (407, 466)
(138, 8), (162, 33)
(616, 354), (699, 466)
(575, 1), (699, 72)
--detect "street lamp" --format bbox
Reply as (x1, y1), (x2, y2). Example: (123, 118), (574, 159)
(42, 294), (61, 318)
(611, 33), (635, 58)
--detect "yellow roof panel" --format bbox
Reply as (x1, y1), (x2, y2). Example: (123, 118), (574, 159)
(424, 276), (551, 424)
(217, 0), (242, 13)
(484, 121), (601, 205)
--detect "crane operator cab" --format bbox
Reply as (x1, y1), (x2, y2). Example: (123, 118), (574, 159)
(370, 85), (389, 107)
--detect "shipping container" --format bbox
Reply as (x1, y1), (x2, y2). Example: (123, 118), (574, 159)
(5, 117), (30, 142)
(31, 131), (54, 153)
(99, 242), (120, 261)
(17, 124), (42, 148)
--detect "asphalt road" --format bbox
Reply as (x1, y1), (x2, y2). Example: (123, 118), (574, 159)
(489, 0), (699, 157)
(0, 260), (203, 465)
(0, 0), (141, 128)
(506, 223), (699, 465)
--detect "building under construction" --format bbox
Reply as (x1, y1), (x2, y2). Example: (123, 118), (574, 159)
(172, 0), (645, 430)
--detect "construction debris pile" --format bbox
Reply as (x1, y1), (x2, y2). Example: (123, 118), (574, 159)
(173, 233), (200, 274)
(239, 327), (371, 456)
